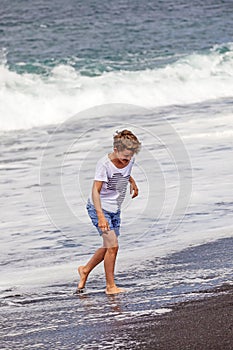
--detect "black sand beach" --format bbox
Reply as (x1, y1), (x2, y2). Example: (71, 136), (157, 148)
(72, 284), (233, 350)
(113, 285), (233, 350)
(1, 237), (233, 349)
(1, 284), (232, 349)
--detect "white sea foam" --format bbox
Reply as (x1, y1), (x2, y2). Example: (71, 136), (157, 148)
(1, 44), (233, 131)
(114, 308), (172, 321)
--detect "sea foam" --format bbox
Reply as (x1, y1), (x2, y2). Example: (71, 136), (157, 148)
(0, 43), (233, 131)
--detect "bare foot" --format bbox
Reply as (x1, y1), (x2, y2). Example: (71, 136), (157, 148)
(105, 286), (125, 295)
(77, 266), (88, 290)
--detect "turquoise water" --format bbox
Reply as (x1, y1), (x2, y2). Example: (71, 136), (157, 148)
(1, 0), (233, 74)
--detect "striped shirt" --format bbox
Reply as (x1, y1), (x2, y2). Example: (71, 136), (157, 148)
(89, 154), (134, 213)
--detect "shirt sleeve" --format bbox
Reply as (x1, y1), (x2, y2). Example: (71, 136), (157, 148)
(94, 159), (108, 182)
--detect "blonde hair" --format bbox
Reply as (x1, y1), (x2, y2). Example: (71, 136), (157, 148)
(113, 130), (141, 154)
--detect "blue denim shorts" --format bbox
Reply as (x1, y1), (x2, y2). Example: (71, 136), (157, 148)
(86, 201), (121, 236)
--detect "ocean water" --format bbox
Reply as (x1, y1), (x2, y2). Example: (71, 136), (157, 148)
(0, 1), (233, 348)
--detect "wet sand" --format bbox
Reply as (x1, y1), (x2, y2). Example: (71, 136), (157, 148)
(113, 284), (233, 350)
(1, 284), (232, 349)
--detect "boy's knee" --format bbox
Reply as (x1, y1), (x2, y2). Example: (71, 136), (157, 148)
(107, 246), (118, 254)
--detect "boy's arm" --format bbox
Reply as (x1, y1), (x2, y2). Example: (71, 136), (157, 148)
(129, 176), (139, 198)
(92, 181), (110, 231)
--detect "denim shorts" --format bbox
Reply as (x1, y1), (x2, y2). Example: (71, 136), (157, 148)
(86, 201), (121, 236)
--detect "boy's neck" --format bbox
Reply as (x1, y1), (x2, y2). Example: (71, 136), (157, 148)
(108, 152), (129, 169)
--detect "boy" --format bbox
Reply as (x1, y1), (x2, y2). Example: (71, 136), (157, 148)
(77, 130), (141, 294)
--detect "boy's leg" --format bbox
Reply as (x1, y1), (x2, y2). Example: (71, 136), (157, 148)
(77, 247), (107, 289)
(102, 230), (124, 294)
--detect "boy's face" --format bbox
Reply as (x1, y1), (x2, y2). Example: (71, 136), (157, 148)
(114, 148), (134, 165)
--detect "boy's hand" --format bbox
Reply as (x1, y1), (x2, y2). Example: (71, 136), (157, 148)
(130, 181), (139, 198)
(98, 215), (110, 232)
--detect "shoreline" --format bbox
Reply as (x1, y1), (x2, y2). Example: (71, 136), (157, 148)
(0, 284), (232, 349)
(111, 284), (233, 350)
